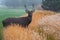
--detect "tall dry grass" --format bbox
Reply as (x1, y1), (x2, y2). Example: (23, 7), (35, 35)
(38, 13), (60, 40)
(29, 10), (55, 30)
(3, 10), (57, 40)
(29, 10), (55, 26)
(3, 24), (44, 40)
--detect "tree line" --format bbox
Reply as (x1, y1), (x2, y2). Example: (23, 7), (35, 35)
(2, 0), (41, 8)
(2, 0), (60, 11)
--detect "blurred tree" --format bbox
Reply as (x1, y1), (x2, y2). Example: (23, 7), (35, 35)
(2, 0), (42, 8)
(3, 0), (21, 8)
(42, 0), (60, 11)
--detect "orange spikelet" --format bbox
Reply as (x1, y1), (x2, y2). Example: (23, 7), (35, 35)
(38, 13), (60, 40)
(3, 25), (43, 40)
(29, 10), (55, 29)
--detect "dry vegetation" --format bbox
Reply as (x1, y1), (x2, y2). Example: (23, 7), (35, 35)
(29, 10), (55, 26)
(3, 25), (44, 40)
(3, 10), (60, 40)
(29, 10), (55, 30)
(38, 13), (60, 40)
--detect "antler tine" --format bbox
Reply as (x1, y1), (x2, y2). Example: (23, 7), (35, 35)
(32, 4), (34, 8)
(32, 3), (35, 11)
(24, 4), (29, 13)
(24, 4), (26, 9)
(24, 4), (27, 10)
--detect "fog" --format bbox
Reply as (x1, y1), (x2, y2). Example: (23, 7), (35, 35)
(0, 0), (1, 3)
(0, 0), (42, 8)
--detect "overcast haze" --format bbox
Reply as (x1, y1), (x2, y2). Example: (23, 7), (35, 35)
(0, 0), (42, 8)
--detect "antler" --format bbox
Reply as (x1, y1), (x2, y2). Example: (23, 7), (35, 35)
(32, 4), (34, 8)
(24, 4), (35, 13)
(32, 3), (35, 11)
(24, 4), (29, 13)
(24, 4), (27, 9)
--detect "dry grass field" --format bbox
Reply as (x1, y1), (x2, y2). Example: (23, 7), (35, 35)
(29, 10), (56, 29)
(3, 10), (60, 40)
(3, 25), (44, 40)
(38, 13), (60, 40)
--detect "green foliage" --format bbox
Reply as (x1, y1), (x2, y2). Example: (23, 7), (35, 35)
(42, 0), (60, 11)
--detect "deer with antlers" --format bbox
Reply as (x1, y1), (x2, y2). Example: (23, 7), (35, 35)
(2, 4), (35, 27)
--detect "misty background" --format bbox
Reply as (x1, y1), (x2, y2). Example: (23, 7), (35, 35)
(0, 0), (42, 9)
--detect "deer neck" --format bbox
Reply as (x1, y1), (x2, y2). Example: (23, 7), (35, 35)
(28, 14), (32, 21)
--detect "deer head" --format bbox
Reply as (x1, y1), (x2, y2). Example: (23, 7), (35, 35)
(24, 4), (35, 15)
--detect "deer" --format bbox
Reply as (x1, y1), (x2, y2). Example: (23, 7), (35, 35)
(2, 4), (35, 27)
